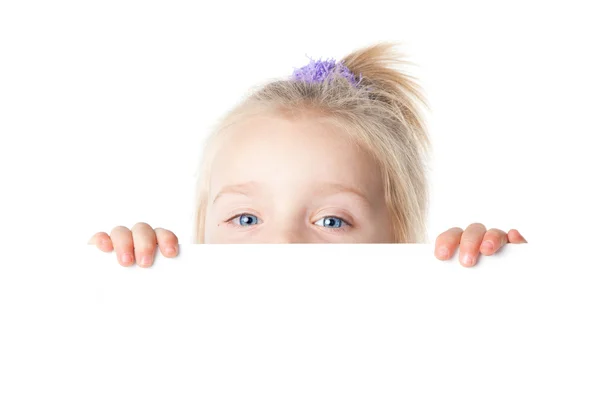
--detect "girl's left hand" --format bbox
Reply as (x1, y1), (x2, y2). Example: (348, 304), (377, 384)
(434, 223), (527, 267)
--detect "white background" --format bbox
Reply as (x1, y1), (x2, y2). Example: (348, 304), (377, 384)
(1, 0), (599, 246)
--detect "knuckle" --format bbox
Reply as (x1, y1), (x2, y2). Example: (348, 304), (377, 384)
(446, 227), (463, 235)
(156, 228), (179, 242)
(437, 227), (461, 240)
(447, 228), (463, 240)
(467, 222), (486, 230)
(132, 222), (152, 231)
(110, 225), (130, 235)
(508, 229), (520, 236)
(487, 228), (505, 239)
(96, 232), (108, 240)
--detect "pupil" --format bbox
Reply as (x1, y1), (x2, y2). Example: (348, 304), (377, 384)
(242, 215), (253, 225)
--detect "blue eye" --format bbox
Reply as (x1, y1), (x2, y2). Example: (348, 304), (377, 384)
(227, 214), (349, 230)
(231, 213), (260, 226)
(314, 216), (348, 229)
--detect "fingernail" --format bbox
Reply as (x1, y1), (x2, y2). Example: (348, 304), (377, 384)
(165, 246), (176, 255)
(462, 254), (473, 266)
(121, 253), (133, 264)
(437, 247), (449, 259)
(482, 240), (494, 251)
(140, 255), (152, 266)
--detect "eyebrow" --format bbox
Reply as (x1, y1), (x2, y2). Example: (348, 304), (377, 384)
(212, 181), (372, 206)
(212, 181), (260, 205)
(313, 182), (372, 205)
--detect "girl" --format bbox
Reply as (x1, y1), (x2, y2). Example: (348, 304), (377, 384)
(88, 42), (527, 268)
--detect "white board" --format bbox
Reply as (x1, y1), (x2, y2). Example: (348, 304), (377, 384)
(0, 244), (598, 399)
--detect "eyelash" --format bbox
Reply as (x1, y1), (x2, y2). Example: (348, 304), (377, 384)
(226, 213), (259, 229)
(225, 213), (352, 231)
(315, 215), (352, 231)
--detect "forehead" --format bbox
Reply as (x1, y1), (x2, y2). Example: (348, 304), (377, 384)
(210, 114), (382, 191)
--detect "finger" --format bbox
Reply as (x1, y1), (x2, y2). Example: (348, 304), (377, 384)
(479, 228), (507, 256)
(507, 229), (528, 243)
(459, 223), (487, 267)
(88, 232), (114, 252)
(155, 228), (179, 258)
(434, 227), (464, 260)
(110, 226), (135, 267)
(131, 222), (158, 268)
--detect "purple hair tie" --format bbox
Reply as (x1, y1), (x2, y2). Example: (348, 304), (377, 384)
(291, 56), (363, 87)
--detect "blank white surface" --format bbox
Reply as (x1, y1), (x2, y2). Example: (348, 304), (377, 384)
(1, 244), (598, 399)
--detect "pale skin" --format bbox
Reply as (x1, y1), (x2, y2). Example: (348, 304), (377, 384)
(88, 114), (527, 267)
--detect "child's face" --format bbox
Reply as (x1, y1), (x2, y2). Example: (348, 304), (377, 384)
(204, 114), (394, 243)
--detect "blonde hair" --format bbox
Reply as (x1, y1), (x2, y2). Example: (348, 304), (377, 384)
(192, 42), (432, 243)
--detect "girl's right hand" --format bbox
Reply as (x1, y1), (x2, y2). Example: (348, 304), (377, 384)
(87, 222), (179, 267)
